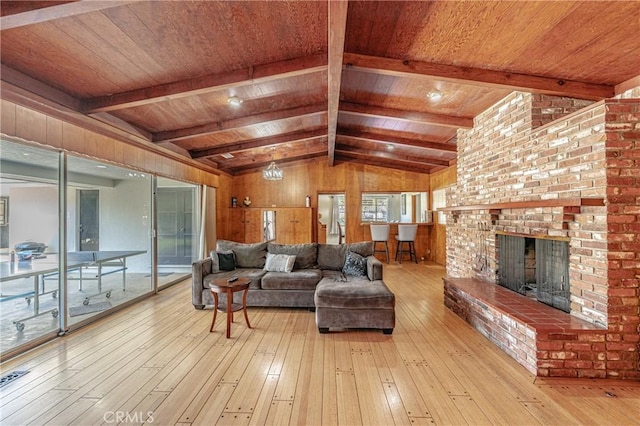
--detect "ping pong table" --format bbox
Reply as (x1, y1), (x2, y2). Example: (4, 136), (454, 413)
(0, 250), (146, 331)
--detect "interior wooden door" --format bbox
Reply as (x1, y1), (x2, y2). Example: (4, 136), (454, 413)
(243, 209), (263, 243)
(228, 209), (245, 242)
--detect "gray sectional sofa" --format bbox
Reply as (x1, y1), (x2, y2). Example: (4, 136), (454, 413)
(191, 240), (395, 333)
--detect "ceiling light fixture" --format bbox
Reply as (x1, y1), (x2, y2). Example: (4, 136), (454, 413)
(227, 96), (243, 107)
(426, 90), (443, 101)
(263, 161), (283, 181)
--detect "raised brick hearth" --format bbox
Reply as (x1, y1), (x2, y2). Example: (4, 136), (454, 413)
(444, 93), (639, 379)
(444, 277), (606, 377)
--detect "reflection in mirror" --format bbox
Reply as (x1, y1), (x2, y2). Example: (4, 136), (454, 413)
(263, 210), (276, 241)
(361, 192), (430, 223)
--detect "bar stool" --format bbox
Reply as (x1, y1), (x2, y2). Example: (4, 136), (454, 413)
(395, 224), (418, 263)
(370, 224), (390, 263)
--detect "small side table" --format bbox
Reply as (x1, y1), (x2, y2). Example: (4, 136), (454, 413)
(209, 277), (252, 338)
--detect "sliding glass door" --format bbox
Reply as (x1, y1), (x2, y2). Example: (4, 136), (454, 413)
(0, 140), (61, 354)
(65, 157), (153, 327)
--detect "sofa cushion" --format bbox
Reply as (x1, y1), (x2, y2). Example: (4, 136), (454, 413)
(314, 279), (395, 310)
(264, 253), (296, 273)
(267, 243), (317, 269)
(209, 250), (221, 273)
(347, 241), (374, 257)
(342, 251), (367, 276)
(217, 240), (267, 268)
(261, 269), (322, 290)
(317, 244), (347, 270)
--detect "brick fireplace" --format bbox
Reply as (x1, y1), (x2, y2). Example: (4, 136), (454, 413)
(443, 92), (640, 379)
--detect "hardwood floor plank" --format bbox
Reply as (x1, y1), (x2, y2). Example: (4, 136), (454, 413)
(377, 330), (431, 418)
(247, 374), (278, 426)
(289, 319), (324, 426)
(335, 371), (362, 425)
(405, 362), (468, 425)
(191, 383), (237, 425)
(264, 400), (293, 425)
(381, 382), (415, 425)
(1, 389), (74, 425)
(30, 396), (99, 426)
(224, 352), (275, 412)
(273, 333), (305, 401)
(449, 395), (493, 425)
(321, 335), (339, 426)
(351, 350), (395, 426)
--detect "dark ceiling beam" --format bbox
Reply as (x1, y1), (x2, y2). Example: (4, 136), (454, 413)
(343, 53), (615, 101)
(153, 103), (327, 144)
(83, 54), (327, 113)
(327, 0), (348, 167)
(339, 102), (473, 129)
(336, 144), (451, 167)
(190, 129), (327, 159)
(337, 129), (457, 152)
(0, 0), (140, 30)
(334, 154), (434, 174)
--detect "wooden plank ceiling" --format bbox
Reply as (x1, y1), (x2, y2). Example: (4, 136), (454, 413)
(1, 1), (639, 175)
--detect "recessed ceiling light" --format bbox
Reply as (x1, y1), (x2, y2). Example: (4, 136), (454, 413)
(227, 96), (243, 107)
(221, 153), (234, 159)
(427, 91), (443, 101)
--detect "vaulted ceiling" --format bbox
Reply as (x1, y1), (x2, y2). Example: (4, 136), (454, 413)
(2, 1), (639, 176)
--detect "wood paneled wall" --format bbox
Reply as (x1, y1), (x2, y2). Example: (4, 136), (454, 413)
(224, 161), (439, 259)
(0, 100), (220, 187)
(429, 166), (456, 265)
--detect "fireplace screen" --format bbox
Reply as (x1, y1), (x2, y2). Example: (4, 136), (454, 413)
(497, 235), (570, 313)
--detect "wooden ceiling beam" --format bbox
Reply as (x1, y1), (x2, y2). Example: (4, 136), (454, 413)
(337, 129), (457, 152)
(334, 154), (434, 174)
(83, 54), (327, 113)
(343, 53), (615, 101)
(190, 129), (327, 159)
(153, 103), (327, 144)
(0, 1), (140, 30)
(327, 0), (348, 167)
(336, 144), (451, 167)
(340, 101), (473, 129)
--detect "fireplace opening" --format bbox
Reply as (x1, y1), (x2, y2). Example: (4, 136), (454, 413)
(497, 234), (570, 313)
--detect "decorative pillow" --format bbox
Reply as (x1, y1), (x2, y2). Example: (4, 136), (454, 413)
(264, 253), (296, 273)
(217, 250), (236, 271)
(209, 250), (220, 273)
(267, 243), (317, 269)
(342, 251), (367, 276)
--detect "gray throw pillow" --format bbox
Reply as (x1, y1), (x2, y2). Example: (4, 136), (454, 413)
(264, 253), (296, 273)
(342, 251), (367, 276)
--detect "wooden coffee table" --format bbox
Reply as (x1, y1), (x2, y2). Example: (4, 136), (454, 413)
(209, 276), (252, 338)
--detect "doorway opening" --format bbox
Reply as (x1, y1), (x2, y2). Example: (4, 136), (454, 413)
(317, 193), (345, 245)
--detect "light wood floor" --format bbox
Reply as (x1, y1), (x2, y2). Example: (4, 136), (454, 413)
(1, 262), (638, 425)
